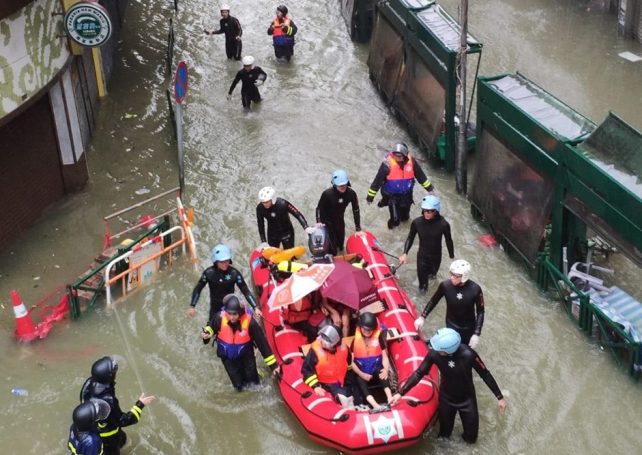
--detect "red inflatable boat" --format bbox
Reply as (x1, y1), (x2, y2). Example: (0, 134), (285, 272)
(249, 231), (439, 454)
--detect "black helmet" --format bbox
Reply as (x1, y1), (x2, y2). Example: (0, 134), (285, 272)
(223, 294), (244, 314)
(91, 356), (118, 384)
(308, 225), (330, 258)
(276, 5), (288, 15)
(73, 399), (111, 432)
(358, 312), (378, 331)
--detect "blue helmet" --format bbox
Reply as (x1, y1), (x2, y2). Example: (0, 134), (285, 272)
(421, 195), (441, 212)
(331, 169), (349, 186)
(430, 328), (461, 354)
(211, 244), (232, 262)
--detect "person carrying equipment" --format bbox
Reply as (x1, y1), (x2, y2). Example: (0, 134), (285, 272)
(389, 328), (507, 443)
(350, 312), (393, 408)
(414, 260), (484, 349)
(398, 194), (454, 293)
(80, 356), (155, 455)
(256, 186), (312, 249)
(67, 399), (110, 455)
(201, 294), (280, 391)
(228, 56), (267, 110)
(301, 324), (354, 408)
(188, 243), (261, 322)
(316, 169), (361, 255)
(204, 4), (242, 60)
(267, 5), (297, 61)
(366, 143), (435, 229)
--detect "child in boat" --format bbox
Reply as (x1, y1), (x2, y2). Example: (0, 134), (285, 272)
(350, 312), (393, 408)
(321, 297), (352, 338)
(301, 324), (354, 408)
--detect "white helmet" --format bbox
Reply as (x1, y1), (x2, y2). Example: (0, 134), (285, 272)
(449, 259), (471, 283)
(220, 4), (230, 11)
(258, 186), (276, 204)
(242, 55), (255, 66)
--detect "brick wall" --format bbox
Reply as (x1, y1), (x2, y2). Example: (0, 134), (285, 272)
(0, 94), (64, 251)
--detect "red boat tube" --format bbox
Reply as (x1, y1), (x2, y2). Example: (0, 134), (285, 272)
(249, 231), (439, 454)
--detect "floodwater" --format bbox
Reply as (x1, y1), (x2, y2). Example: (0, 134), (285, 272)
(1, 0), (640, 453)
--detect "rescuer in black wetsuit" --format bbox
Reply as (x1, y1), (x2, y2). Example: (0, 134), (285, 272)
(389, 328), (507, 443)
(80, 356), (155, 455)
(256, 186), (311, 248)
(204, 5), (242, 60)
(366, 143), (434, 229)
(201, 295), (279, 391)
(228, 56), (267, 110)
(398, 194), (454, 293)
(316, 169), (361, 255)
(414, 259), (484, 349)
(187, 244), (260, 322)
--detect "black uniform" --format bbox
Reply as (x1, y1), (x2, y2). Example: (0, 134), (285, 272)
(206, 312), (277, 391)
(316, 186), (361, 255)
(398, 345), (503, 443)
(68, 426), (102, 455)
(366, 156), (434, 228)
(256, 197), (309, 248)
(403, 214), (454, 291)
(191, 265), (258, 321)
(421, 279), (485, 344)
(209, 16), (242, 60)
(80, 381), (147, 455)
(228, 66), (267, 109)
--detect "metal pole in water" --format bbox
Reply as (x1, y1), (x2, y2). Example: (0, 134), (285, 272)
(455, 0), (469, 195)
(176, 102), (185, 194)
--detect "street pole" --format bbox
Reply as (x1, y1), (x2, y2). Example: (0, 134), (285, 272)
(455, 0), (468, 195)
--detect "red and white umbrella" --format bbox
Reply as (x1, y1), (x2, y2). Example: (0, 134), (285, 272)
(267, 263), (335, 309)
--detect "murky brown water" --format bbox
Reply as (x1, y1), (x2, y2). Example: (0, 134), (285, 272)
(1, 0), (640, 453)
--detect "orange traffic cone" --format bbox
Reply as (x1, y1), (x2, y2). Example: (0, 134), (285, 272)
(11, 290), (38, 342)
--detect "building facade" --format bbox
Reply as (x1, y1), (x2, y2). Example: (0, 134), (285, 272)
(0, 0), (126, 251)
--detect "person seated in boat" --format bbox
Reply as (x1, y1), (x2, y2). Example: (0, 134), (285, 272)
(321, 296), (352, 338)
(350, 312), (393, 409)
(201, 294), (280, 391)
(301, 324), (354, 409)
(282, 291), (325, 342)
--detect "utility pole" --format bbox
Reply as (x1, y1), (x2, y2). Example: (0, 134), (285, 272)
(455, 0), (468, 195)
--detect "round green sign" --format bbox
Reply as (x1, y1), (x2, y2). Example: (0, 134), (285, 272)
(64, 2), (112, 47)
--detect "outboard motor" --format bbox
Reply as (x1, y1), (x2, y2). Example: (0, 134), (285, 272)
(308, 225), (331, 261)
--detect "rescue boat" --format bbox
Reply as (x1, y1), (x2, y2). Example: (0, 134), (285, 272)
(249, 231), (439, 454)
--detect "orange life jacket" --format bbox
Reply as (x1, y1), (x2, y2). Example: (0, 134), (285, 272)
(352, 327), (383, 374)
(311, 339), (349, 386)
(285, 295), (313, 324)
(272, 17), (294, 45)
(384, 153), (415, 194)
(217, 313), (252, 359)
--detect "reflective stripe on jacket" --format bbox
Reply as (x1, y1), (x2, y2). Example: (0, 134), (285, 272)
(383, 153), (415, 194)
(217, 313), (252, 359)
(352, 327), (383, 375)
(311, 339), (349, 386)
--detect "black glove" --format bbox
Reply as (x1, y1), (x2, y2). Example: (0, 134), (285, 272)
(426, 184), (435, 192)
(366, 195), (374, 204)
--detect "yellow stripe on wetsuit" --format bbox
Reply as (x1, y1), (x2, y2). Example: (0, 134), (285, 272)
(304, 374), (319, 387)
(264, 354), (277, 366)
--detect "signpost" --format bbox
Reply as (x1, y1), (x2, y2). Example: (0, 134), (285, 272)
(174, 61), (188, 194)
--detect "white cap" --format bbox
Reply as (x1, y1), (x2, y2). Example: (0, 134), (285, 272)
(242, 55), (255, 66)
